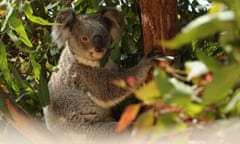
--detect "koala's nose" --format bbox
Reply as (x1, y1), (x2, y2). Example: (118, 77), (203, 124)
(93, 35), (104, 50)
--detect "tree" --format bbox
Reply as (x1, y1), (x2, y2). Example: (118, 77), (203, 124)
(139, 0), (178, 56)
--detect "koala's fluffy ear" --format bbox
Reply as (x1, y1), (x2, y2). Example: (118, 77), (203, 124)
(101, 9), (120, 40)
(55, 8), (76, 26)
(51, 8), (76, 49)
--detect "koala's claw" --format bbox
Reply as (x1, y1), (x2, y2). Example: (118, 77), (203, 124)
(143, 48), (175, 64)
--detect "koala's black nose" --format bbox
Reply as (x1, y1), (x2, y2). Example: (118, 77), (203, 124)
(93, 35), (104, 50)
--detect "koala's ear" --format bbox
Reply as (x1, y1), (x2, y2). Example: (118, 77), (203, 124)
(55, 8), (76, 26)
(51, 8), (76, 49)
(101, 9), (120, 40)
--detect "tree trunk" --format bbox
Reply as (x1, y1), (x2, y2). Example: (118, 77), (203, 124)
(139, 0), (178, 56)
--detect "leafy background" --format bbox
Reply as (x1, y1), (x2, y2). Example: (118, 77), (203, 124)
(1, 0), (240, 141)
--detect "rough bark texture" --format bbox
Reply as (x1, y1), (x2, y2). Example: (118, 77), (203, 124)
(139, 0), (178, 56)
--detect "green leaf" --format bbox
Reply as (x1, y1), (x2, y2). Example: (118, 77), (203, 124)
(155, 113), (186, 136)
(164, 11), (234, 49)
(224, 89), (240, 113)
(23, 3), (56, 26)
(165, 78), (193, 106)
(203, 64), (240, 105)
(37, 72), (50, 107)
(0, 77), (15, 101)
(134, 81), (161, 103)
(0, 40), (14, 88)
(8, 63), (30, 89)
(165, 91), (191, 107)
(184, 103), (203, 117)
(170, 78), (194, 96)
(8, 15), (33, 47)
(29, 55), (41, 80)
(135, 110), (154, 130)
(0, 90), (13, 120)
(196, 50), (222, 73)
(8, 30), (33, 53)
(1, 2), (14, 31)
(153, 68), (174, 94)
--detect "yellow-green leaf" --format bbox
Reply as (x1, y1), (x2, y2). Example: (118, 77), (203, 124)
(135, 110), (154, 130)
(0, 40), (13, 87)
(8, 16), (33, 47)
(29, 55), (41, 80)
(134, 81), (161, 103)
(184, 103), (203, 117)
(209, 2), (225, 13)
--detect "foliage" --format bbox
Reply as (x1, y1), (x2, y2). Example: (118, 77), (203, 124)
(116, 0), (240, 138)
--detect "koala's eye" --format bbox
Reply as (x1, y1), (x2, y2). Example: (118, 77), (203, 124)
(81, 36), (89, 42)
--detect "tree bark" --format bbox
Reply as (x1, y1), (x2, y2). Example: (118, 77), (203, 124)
(139, 0), (178, 56)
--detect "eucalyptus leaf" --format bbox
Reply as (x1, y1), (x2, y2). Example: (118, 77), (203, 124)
(165, 78), (193, 106)
(164, 11), (234, 49)
(153, 68), (174, 95)
(37, 73), (50, 107)
(23, 3), (56, 26)
(225, 89), (240, 113)
(8, 30), (33, 53)
(196, 50), (222, 73)
(29, 55), (41, 80)
(134, 81), (161, 103)
(0, 90), (13, 120)
(203, 64), (240, 105)
(1, 2), (13, 31)
(8, 15), (33, 47)
(184, 103), (203, 117)
(170, 78), (194, 96)
(0, 40), (14, 88)
(8, 63), (30, 89)
(155, 113), (186, 135)
(135, 110), (154, 130)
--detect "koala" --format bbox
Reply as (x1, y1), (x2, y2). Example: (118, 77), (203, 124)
(43, 8), (157, 143)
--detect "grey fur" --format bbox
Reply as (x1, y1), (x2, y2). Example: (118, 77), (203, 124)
(44, 8), (156, 143)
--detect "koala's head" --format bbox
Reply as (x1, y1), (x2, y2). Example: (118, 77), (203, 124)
(52, 8), (120, 63)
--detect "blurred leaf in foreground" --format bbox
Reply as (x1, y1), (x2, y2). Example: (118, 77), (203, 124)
(116, 104), (141, 132)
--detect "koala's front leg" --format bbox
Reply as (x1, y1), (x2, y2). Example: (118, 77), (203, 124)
(72, 50), (157, 108)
